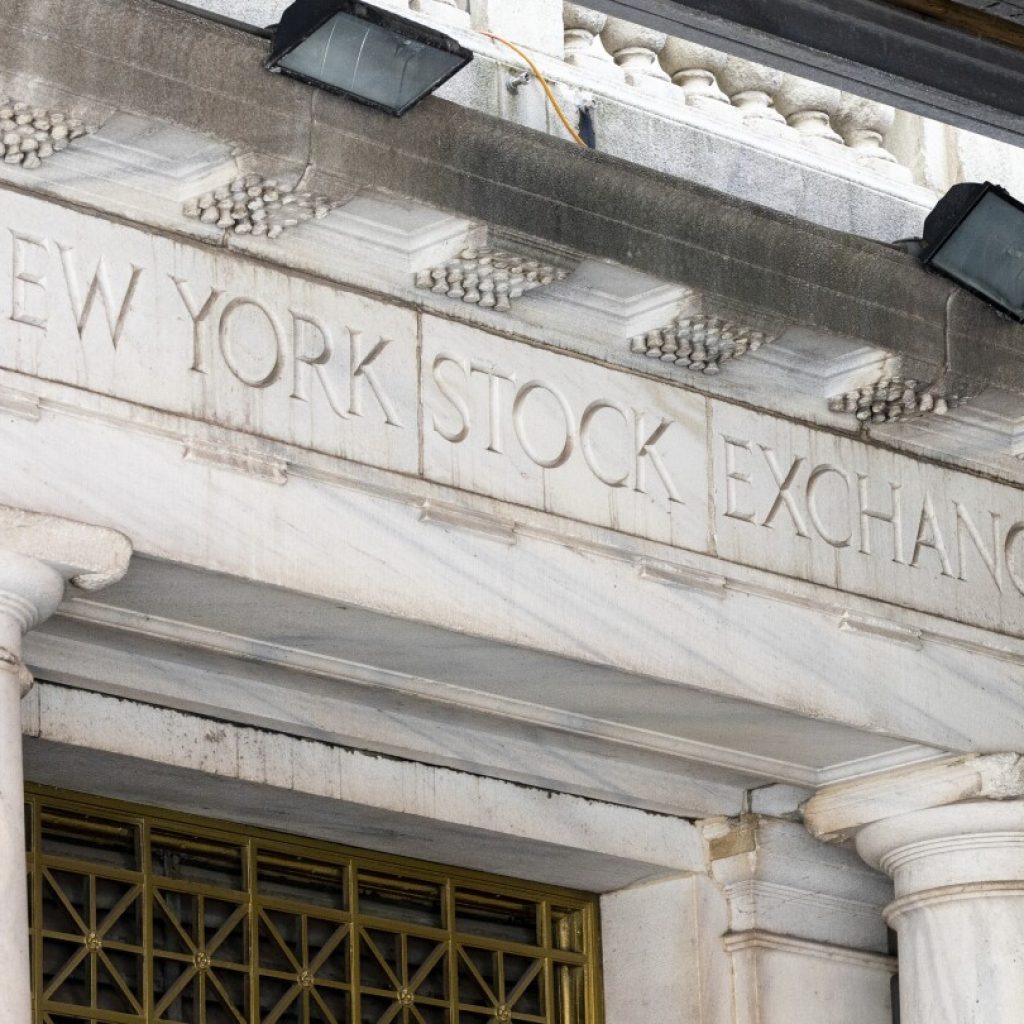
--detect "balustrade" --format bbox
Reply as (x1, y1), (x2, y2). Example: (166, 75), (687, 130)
(659, 37), (740, 122)
(718, 57), (795, 139)
(774, 75), (846, 155)
(562, 3), (619, 75)
(600, 17), (673, 95)
(835, 95), (913, 182)
(408, 0), (469, 27)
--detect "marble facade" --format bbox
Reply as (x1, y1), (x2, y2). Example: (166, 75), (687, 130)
(3, 1), (1024, 1022)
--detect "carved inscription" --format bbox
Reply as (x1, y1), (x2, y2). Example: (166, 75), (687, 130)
(1, 191), (417, 471)
(713, 404), (1024, 635)
(11, 191), (1024, 637)
(421, 316), (708, 549)
(431, 353), (682, 499)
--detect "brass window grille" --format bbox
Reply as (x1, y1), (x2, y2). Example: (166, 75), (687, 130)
(25, 786), (603, 1024)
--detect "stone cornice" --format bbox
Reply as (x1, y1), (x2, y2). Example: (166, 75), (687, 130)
(803, 753), (1024, 842)
(4, 0), (1024, 401)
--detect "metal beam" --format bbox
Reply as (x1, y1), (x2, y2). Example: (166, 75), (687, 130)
(583, 0), (1024, 148)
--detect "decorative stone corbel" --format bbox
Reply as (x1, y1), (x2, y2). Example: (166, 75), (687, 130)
(1, 97), (89, 170)
(415, 245), (571, 312)
(629, 310), (777, 375)
(183, 174), (344, 238)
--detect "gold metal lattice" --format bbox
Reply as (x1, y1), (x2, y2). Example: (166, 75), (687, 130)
(25, 787), (602, 1024)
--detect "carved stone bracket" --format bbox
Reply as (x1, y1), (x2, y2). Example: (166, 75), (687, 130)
(827, 363), (972, 423)
(1, 98), (89, 170)
(415, 246), (571, 312)
(183, 174), (344, 238)
(629, 313), (774, 375)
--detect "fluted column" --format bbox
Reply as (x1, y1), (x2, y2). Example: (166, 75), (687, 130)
(805, 754), (1024, 1024)
(0, 506), (131, 1022)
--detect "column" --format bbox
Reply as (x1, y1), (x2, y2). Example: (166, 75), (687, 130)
(0, 505), (131, 1022)
(805, 753), (1024, 1024)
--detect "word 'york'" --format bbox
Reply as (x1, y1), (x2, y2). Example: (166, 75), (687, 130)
(9, 234), (401, 426)
(724, 435), (1024, 594)
(430, 353), (685, 501)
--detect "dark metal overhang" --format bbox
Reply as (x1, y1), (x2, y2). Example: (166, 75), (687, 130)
(584, 0), (1024, 148)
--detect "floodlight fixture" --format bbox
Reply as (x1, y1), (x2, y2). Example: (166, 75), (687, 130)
(265, 0), (474, 116)
(921, 181), (1024, 322)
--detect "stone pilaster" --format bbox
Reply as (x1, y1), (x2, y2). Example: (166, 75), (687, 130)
(805, 754), (1024, 1024)
(704, 814), (896, 1024)
(0, 506), (131, 1022)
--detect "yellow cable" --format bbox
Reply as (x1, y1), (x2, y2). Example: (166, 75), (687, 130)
(482, 31), (590, 148)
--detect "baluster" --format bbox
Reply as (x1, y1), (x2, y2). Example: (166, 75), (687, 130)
(659, 38), (740, 122)
(562, 4), (619, 75)
(774, 76), (846, 155)
(600, 17), (673, 95)
(409, 0), (469, 27)
(718, 57), (796, 139)
(835, 95), (913, 182)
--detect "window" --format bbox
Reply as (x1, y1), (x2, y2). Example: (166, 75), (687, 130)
(25, 786), (602, 1024)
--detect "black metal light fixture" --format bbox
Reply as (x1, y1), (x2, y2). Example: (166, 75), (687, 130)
(920, 181), (1024, 322)
(266, 0), (474, 116)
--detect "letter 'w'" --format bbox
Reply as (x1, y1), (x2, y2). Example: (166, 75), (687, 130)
(58, 244), (143, 349)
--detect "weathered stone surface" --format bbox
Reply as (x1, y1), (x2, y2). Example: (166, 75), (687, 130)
(10, 187), (1024, 636)
(1, 188), (418, 471)
(5, 0), (1023, 405)
(712, 402), (1024, 636)
(422, 315), (708, 548)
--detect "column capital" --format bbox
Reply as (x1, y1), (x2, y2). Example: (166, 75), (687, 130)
(0, 504), (132, 694)
(0, 504), (132, 592)
(803, 753), (1024, 843)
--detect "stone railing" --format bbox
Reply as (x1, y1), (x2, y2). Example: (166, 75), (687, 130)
(562, 4), (912, 183)
(384, 0), (916, 186)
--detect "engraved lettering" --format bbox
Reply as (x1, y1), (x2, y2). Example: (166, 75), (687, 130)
(910, 493), (953, 577)
(58, 244), (142, 349)
(580, 400), (630, 488)
(10, 231), (48, 329)
(760, 446), (809, 538)
(470, 362), (517, 454)
(291, 312), (349, 418)
(218, 297), (284, 388)
(171, 277), (222, 374)
(635, 414), (683, 504)
(1005, 523), (1024, 596)
(513, 380), (575, 469)
(955, 503), (1002, 591)
(431, 353), (471, 444)
(806, 464), (852, 548)
(722, 436), (755, 523)
(348, 330), (401, 426)
(858, 475), (904, 564)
